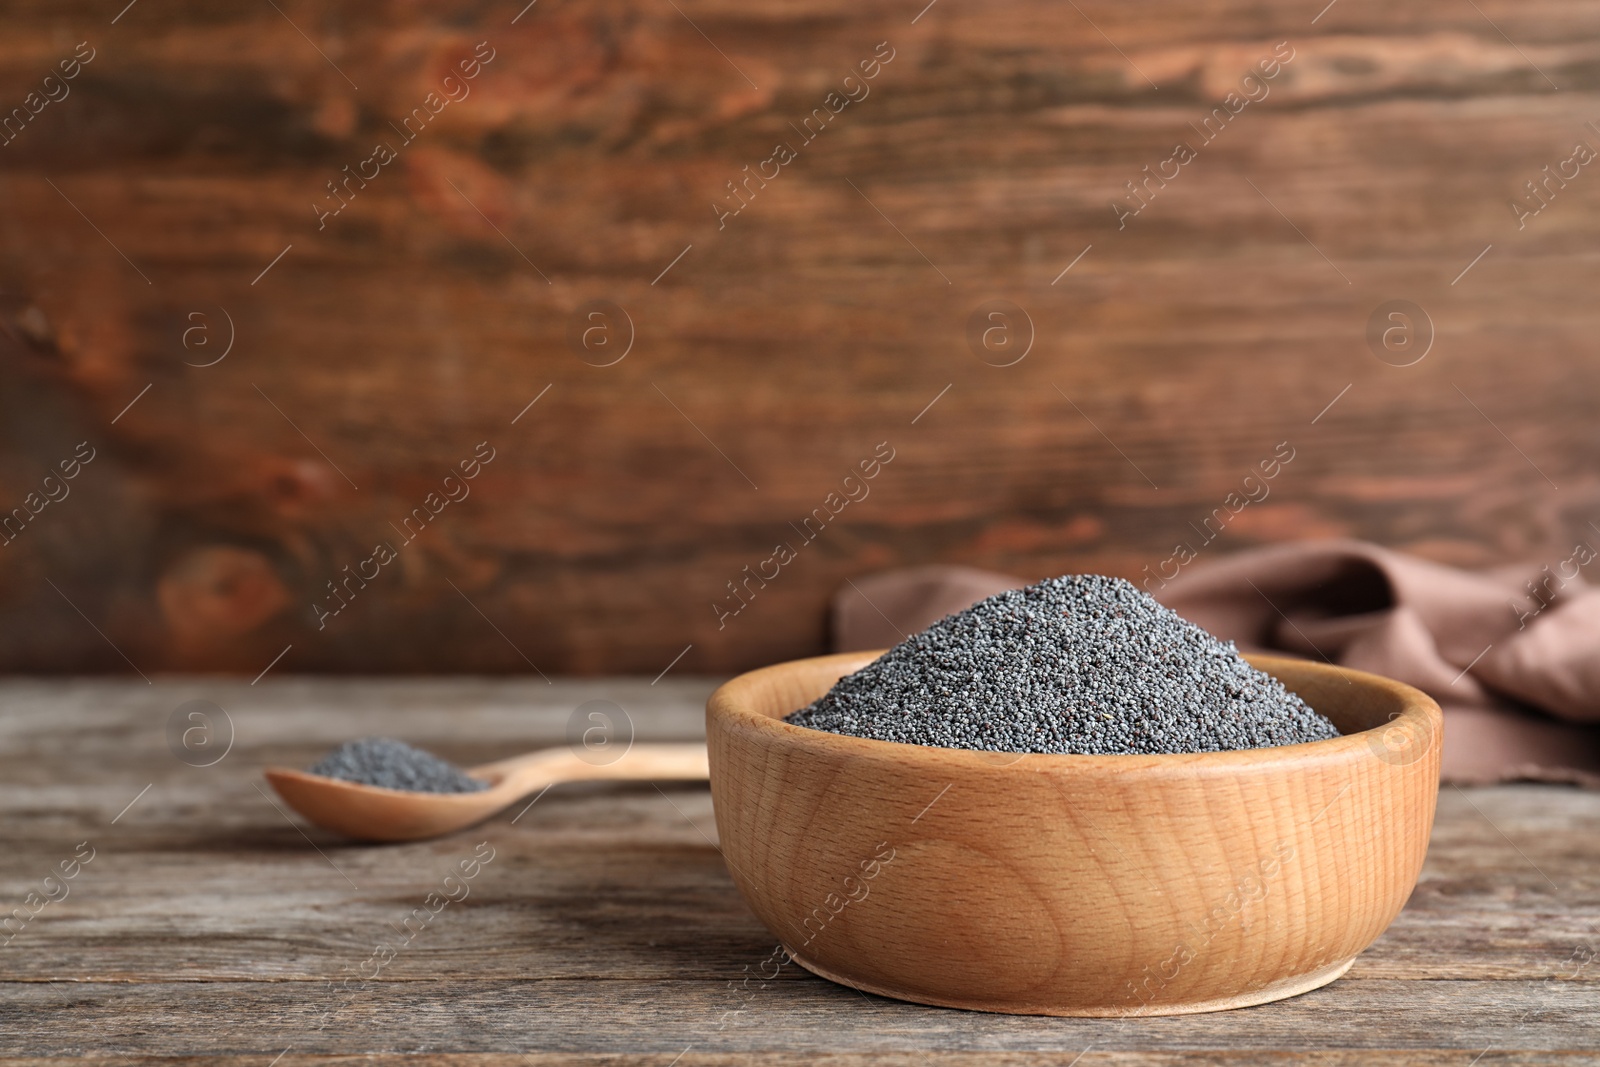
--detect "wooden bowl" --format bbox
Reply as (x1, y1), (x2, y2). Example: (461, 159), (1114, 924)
(705, 651), (1441, 1017)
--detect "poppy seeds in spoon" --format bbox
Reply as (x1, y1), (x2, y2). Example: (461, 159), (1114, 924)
(788, 574), (1340, 755)
(306, 737), (489, 793)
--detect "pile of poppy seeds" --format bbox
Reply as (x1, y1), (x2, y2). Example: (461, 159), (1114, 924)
(788, 575), (1340, 755)
(307, 738), (489, 793)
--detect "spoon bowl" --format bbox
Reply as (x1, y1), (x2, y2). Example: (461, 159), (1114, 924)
(266, 742), (709, 842)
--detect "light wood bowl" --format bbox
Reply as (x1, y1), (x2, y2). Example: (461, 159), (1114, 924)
(705, 651), (1441, 1017)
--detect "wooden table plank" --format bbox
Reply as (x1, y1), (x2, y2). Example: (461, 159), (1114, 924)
(0, 679), (1595, 1060)
(1, 1058), (1597, 1067)
(2, 979), (1597, 1056)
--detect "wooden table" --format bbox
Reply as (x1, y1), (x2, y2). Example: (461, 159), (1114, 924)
(3, 678), (1596, 1063)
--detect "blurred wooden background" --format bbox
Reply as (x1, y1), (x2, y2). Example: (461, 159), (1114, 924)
(2, 0), (1597, 676)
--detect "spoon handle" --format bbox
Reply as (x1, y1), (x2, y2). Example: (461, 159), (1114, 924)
(471, 742), (709, 789)
(562, 742), (709, 783)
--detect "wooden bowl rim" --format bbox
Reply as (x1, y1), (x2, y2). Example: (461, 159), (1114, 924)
(708, 650), (1442, 775)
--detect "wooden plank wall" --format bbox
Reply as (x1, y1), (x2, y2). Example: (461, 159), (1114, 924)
(1, 0), (1597, 675)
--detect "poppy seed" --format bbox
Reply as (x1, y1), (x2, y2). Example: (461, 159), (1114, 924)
(787, 574), (1339, 755)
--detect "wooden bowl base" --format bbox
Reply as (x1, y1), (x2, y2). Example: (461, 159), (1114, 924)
(788, 953), (1357, 1018)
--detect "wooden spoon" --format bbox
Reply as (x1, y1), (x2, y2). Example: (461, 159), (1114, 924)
(264, 742), (709, 842)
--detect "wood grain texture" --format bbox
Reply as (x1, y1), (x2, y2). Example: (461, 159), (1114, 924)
(0, 678), (1594, 1059)
(4, 1060), (1600, 1067)
(706, 651), (1442, 1015)
(3, 1062), (1600, 1067)
(2, 2), (1599, 674)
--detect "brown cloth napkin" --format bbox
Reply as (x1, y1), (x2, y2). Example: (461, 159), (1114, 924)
(832, 543), (1600, 787)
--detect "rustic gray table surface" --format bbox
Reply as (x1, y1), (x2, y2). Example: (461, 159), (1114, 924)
(1, 678), (1596, 1064)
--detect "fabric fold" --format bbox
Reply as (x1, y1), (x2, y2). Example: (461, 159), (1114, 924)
(830, 541), (1600, 787)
